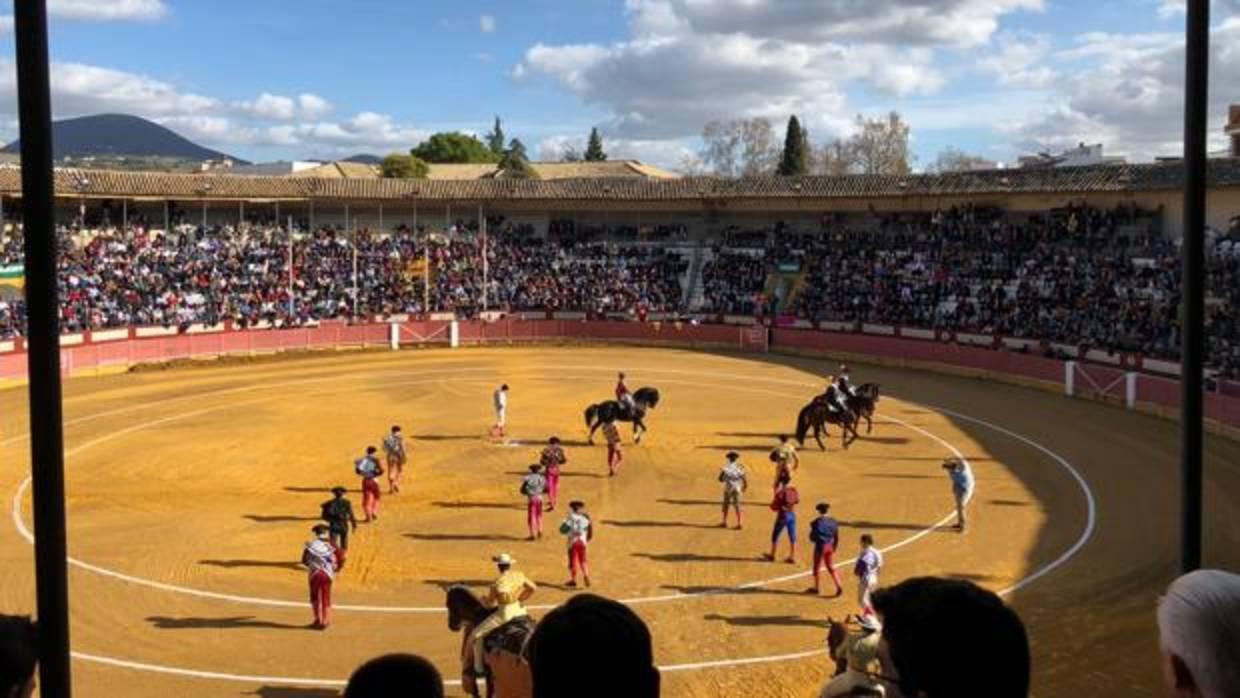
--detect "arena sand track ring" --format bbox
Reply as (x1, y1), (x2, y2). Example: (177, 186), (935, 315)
(0, 346), (1236, 697)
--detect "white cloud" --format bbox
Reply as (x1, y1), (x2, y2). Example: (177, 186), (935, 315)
(298, 93), (332, 119)
(1001, 18), (1240, 158)
(626, 0), (688, 37)
(660, 0), (1043, 48)
(235, 92), (333, 120)
(515, 0), (1018, 143)
(0, 58), (420, 159)
(480, 14), (497, 33)
(0, 61), (220, 117)
(48, 0), (167, 21)
(1158, 0), (1240, 19)
(237, 93), (297, 120)
(257, 112), (429, 156)
(0, 0), (167, 34)
(977, 32), (1058, 88)
(537, 132), (695, 169)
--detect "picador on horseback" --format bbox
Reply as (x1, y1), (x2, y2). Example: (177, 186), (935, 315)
(615, 371), (637, 418)
(585, 376), (661, 444)
(836, 365), (881, 435)
(836, 365), (858, 400)
(820, 378), (853, 421)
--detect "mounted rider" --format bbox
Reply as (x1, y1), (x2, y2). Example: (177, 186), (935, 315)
(615, 371), (637, 417)
(835, 365), (859, 401)
(821, 377), (849, 416)
(471, 553), (537, 679)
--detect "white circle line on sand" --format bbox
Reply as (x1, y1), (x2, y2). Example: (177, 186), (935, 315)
(67, 645), (832, 689)
(11, 371), (961, 612)
(7, 359), (1097, 687)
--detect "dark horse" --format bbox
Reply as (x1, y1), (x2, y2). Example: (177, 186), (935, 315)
(842, 383), (881, 434)
(585, 386), (661, 444)
(446, 585), (535, 698)
(826, 616), (850, 677)
(795, 396), (860, 451)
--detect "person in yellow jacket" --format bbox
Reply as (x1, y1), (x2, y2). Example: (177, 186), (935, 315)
(472, 553), (536, 677)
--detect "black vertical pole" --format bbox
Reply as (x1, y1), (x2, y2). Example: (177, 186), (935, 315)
(1180, 0), (1209, 573)
(13, 2), (72, 696)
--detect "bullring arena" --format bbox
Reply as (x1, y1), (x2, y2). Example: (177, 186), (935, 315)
(1, 320), (1237, 697)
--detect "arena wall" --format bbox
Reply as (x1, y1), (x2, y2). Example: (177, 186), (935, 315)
(2, 319), (1238, 438)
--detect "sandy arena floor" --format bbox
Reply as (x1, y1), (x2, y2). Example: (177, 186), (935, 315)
(0, 345), (1237, 697)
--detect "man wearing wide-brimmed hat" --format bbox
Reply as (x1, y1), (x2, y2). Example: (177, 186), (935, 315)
(320, 486), (358, 566)
(301, 524), (341, 629)
(472, 553), (536, 677)
(821, 614), (884, 697)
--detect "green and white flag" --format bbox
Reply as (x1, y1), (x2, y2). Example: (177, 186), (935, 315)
(0, 264), (22, 289)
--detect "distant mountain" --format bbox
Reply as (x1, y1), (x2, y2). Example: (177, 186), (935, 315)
(2, 113), (248, 164)
(342, 153), (382, 164)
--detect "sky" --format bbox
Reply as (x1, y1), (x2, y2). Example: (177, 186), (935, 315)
(0, 0), (1237, 171)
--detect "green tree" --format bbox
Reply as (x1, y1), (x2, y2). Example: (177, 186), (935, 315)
(777, 115), (810, 176)
(411, 132), (500, 163)
(485, 116), (506, 157)
(499, 138), (540, 179)
(584, 127), (607, 161)
(380, 153), (430, 178)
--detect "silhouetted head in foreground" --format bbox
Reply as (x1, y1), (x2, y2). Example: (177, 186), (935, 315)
(344, 653), (444, 698)
(1157, 569), (1240, 698)
(527, 593), (659, 698)
(0, 614), (37, 698)
(872, 576), (1029, 698)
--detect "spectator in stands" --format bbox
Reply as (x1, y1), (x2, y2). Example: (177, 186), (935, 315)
(871, 576), (1029, 698)
(1, 204), (1237, 379)
(1156, 569), (1240, 698)
(0, 614), (37, 698)
(526, 593), (659, 698)
(344, 653), (444, 698)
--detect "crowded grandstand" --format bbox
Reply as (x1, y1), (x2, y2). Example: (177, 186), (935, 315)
(0, 175), (1236, 379)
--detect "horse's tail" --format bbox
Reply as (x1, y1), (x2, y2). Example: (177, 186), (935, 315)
(795, 404), (811, 445)
(585, 404), (598, 428)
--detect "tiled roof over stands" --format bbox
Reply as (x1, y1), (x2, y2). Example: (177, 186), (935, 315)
(0, 160), (1238, 203)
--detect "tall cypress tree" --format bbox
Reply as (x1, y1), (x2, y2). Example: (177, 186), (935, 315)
(584, 127), (607, 161)
(777, 115), (809, 176)
(486, 116), (506, 157)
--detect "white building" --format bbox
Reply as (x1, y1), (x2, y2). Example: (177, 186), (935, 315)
(1019, 143), (1126, 169)
(226, 160), (323, 176)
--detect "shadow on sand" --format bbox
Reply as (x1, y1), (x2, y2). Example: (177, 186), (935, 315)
(199, 559), (303, 571)
(656, 497), (766, 507)
(703, 613), (828, 629)
(249, 688), (339, 698)
(601, 518), (723, 530)
(423, 578), (493, 589)
(431, 501), (523, 510)
(410, 434), (478, 442)
(147, 615), (310, 631)
(632, 551), (763, 564)
(405, 532), (525, 542)
(244, 514), (321, 523)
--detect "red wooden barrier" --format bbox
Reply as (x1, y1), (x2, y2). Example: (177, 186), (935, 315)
(771, 328), (1065, 385)
(2, 319), (1239, 431)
